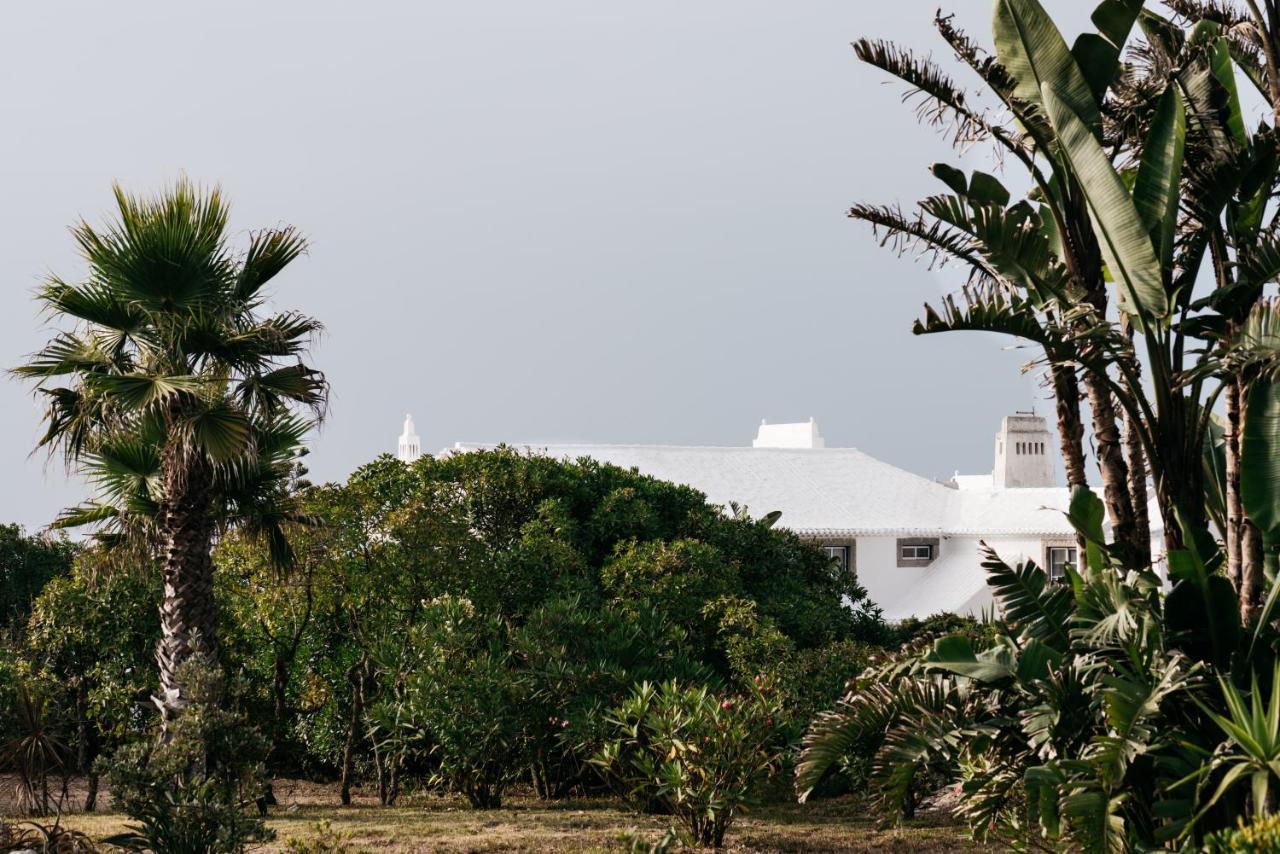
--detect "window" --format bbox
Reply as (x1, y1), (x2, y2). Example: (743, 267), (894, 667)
(1047, 546), (1077, 581)
(823, 546), (849, 571)
(900, 544), (933, 561)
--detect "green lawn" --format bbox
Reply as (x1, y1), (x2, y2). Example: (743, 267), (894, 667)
(15, 783), (988, 852)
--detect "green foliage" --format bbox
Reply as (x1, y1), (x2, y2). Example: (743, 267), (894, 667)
(226, 447), (884, 796)
(1205, 812), (1280, 853)
(395, 596), (532, 809)
(0, 816), (99, 852)
(512, 594), (717, 799)
(0, 524), (76, 630)
(284, 821), (367, 854)
(1194, 661), (1280, 822)
(1, 683), (69, 816)
(103, 656), (272, 853)
(796, 535), (1214, 849)
(594, 679), (783, 848)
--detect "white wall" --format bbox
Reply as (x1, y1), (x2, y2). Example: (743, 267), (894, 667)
(854, 536), (921, 611)
(854, 534), (1055, 621)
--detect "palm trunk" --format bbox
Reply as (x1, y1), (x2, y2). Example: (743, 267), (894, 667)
(1226, 376), (1245, 590)
(1242, 520), (1265, 623)
(1082, 373), (1140, 562)
(1051, 363), (1089, 556)
(155, 442), (217, 738)
(1125, 407), (1152, 568)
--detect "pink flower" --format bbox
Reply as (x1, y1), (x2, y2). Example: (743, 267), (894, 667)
(721, 700), (733, 710)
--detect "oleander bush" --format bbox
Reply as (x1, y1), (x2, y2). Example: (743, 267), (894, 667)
(594, 679), (784, 848)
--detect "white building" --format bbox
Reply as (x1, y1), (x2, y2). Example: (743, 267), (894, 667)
(410, 413), (1099, 621)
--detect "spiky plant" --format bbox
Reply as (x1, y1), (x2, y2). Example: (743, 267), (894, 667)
(14, 179), (326, 733)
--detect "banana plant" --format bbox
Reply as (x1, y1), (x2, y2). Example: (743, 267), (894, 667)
(848, 0), (1222, 568)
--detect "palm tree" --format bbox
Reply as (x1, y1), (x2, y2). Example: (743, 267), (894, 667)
(14, 179), (326, 732)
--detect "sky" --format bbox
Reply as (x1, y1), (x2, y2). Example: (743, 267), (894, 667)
(0, 1), (1099, 531)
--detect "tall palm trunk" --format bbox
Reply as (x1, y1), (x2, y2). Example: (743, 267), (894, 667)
(1051, 363), (1089, 556)
(1225, 376), (1245, 590)
(1082, 373), (1140, 561)
(1125, 404), (1151, 568)
(1242, 520), (1265, 623)
(155, 440), (218, 736)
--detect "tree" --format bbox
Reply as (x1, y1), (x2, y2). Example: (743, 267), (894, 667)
(13, 179), (326, 733)
(0, 525), (76, 631)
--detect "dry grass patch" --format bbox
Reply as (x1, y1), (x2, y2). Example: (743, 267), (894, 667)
(21, 782), (988, 852)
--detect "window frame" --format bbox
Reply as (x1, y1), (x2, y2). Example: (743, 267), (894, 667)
(1046, 545), (1077, 582)
(900, 543), (933, 561)
(823, 545), (849, 572)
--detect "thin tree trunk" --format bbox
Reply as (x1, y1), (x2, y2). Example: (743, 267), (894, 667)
(273, 655), (290, 727)
(339, 660), (365, 807)
(155, 442), (217, 738)
(1082, 373), (1140, 561)
(1226, 376), (1245, 590)
(84, 772), (99, 813)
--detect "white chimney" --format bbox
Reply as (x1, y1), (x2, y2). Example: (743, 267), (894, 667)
(398, 414), (422, 463)
(753, 417), (825, 449)
(993, 413), (1054, 488)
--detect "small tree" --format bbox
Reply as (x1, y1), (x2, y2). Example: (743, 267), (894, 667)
(397, 596), (532, 809)
(595, 679), (782, 848)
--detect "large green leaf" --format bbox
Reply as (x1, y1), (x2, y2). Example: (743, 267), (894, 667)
(1042, 86), (1169, 323)
(1164, 548), (1240, 669)
(1065, 485), (1107, 571)
(1242, 378), (1280, 544)
(925, 635), (1017, 685)
(1131, 85), (1185, 275)
(993, 0), (1100, 133)
(1071, 0), (1145, 104)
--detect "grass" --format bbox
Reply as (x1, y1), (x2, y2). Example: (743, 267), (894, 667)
(10, 782), (988, 852)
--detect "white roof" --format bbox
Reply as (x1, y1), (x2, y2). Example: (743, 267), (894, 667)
(447, 442), (1077, 538)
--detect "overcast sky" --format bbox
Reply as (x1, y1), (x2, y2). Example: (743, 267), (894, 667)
(0, 1), (1101, 531)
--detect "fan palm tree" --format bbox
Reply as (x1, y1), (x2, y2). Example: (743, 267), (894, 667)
(14, 179), (326, 732)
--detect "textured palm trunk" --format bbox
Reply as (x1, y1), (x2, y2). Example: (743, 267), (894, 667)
(1082, 372), (1140, 562)
(155, 440), (217, 738)
(1242, 520), (1265, 623)
(1050, 363), (1089, 556)
(1225, 377), (1245, 590)
(1124, 407), (1151, 569)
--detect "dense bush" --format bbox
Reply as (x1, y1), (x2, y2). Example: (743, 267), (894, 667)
(0, 446), (888, 835)
(594, 679), (783, 848)
(0, 524), (75, 631)
(103, 656), (272, 853)
(205, 449), (885, 804)
(393, 596), (532, 808)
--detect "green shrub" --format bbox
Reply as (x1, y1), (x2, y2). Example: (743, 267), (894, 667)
(103, 656), (272, 853)
(594, 679), (783, 848)
(1205, 813), (1280, 853)
(511, 594), (717, 799)
(398, 596), (532, 808)
(284, 820), (368, 853)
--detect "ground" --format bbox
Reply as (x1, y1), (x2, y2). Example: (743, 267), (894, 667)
(3, 779), (990, 852)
